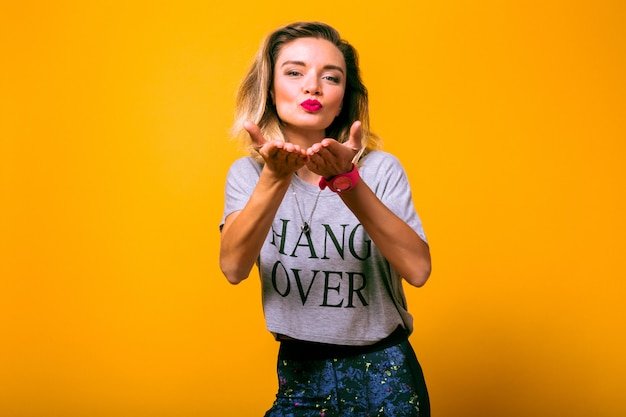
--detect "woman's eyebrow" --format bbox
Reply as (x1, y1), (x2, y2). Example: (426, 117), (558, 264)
(280, 60), (345, 74)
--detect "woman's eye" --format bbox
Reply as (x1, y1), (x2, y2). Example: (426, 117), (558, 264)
(286, 70), (301, 77)
(323, 75), (340, 83)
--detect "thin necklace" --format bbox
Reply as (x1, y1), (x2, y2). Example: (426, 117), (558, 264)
(292, 186), (322, 236)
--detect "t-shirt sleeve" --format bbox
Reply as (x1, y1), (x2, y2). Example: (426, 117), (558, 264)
(220, 157), (262, 230)
(361, 152), (428, 243)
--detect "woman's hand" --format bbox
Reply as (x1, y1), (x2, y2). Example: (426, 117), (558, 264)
(244, 121), (308, 177)
(306, 121), (363, 178)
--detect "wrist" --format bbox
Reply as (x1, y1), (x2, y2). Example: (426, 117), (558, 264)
(319, 163), (360, 193)
(260, 166), (295, 189)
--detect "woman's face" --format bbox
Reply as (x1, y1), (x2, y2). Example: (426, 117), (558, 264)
(271, 37), (346, 136)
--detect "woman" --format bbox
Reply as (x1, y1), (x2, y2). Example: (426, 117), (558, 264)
(220, 21), (431, 416)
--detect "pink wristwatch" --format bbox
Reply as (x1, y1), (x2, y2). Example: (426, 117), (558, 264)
(319, 163), (360, 193)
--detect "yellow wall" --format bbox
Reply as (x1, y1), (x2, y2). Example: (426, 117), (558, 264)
(2, 1), (625, 416)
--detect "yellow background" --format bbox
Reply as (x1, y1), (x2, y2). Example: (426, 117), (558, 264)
(2, 1), (625, 416)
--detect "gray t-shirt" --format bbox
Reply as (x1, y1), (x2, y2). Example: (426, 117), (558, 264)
(221, 150), (427, 346)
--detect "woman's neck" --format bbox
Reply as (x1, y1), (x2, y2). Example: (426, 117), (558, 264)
(283, 125), (326, 149)
(283, 126), (326, 185)
(295, 166), (321, 185)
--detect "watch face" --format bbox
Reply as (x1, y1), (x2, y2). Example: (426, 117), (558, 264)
(333, 176), (352, 191)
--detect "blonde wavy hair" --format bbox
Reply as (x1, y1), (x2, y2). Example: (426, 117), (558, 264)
(230, 21), (382, 163)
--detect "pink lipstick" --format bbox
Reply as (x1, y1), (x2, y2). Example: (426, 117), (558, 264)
(301, 99), (323, 112)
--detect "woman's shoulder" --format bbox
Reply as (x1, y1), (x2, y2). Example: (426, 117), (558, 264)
(229, 155), (263, 174)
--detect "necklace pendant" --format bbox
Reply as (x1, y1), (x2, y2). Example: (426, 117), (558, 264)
(301, 222), (310, 234)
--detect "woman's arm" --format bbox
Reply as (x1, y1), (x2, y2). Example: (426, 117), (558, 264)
(306, 123), (431, 287)
(339, 181), (431, 287)
(220, 122), (307, 284)
(219, 166), (292, 284)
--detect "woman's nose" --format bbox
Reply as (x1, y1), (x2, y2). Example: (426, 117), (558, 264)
(303, 78), (321, 95)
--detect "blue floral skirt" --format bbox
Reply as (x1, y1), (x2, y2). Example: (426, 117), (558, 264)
(264, 332), (429, 417)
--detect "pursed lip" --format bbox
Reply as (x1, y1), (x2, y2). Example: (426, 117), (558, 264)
(300, 99), (323, 112)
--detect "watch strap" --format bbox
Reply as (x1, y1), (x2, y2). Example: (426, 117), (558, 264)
(319, 163), (360, 193)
